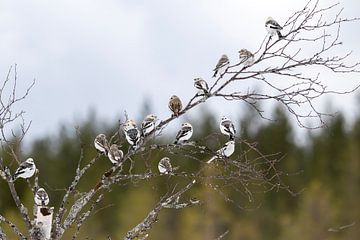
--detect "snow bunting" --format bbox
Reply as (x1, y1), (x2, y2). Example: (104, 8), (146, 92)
(220, 116), (236, 140)
(141, 114), (157, 137)
(174, 122), (193, 144)
(158, 157), (173, 174)
(13, 158), (36, 181)
(168, 95), (182, 117)
(213, 54), (229, 78)
(107, 144), (124, 164)
(238, 49), (254, 66)
(94, 134), (109, 154)
(194, 77), (209, 95)
(207, 140), (235, 163)
(124, 125), (141, 150)
(35, 188), (49, 206)
(265, 17), (283, 39)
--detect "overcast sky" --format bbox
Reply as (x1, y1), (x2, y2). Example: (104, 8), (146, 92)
(0, 0), (359, 141)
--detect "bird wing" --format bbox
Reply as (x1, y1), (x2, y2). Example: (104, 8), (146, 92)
(240, 50), (253, 60)
(175, 126), (191, 140)
(169, 100), (182, 113)
(114, 150), (123, 160)
(223, 120), (236, 134)
(15, 162), (33, 175)
(266, 19), (283, 30)
(142, 120), (153, 130)
(214, 56), (229, 70)
(97, 137), (107, 146)
(203, 80), (209, 90)
(194, 80), (203, 90)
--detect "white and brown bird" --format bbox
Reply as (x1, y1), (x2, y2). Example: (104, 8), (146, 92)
(123, 121), (141, 150)
(207, 140), (235, 164)
(213, 54), (230, 78)
(94, 134), (109, 154)
(239, 49), (255, 67)
(141, 114), (157, 137)
(107, 144), (124, 165)
(220, 116), (236, 140)
(168, 95), (183, 117)
(194, 77), (209, 96)
(13, 158), (36, 181)
(158, 157), (173, 174)
(35, 188), (49, 206)
(265, 17), (283, 39)
(174, 122), (193, 144)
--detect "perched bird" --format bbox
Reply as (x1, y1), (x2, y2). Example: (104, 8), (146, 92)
(125, 128), (141, 148)
(13, 158), (36, 181)
(213, 54), (230, 78)
(34, 188), (49, 206)
(123, 121), (141, 150)
(168, 95), (183, 117)
(158, 157), (173, 174)
(194, 77), (209, 95)
(238, 49), (255, 67)
(265, 17), (283, 39)
(141, 114), (157, 137)
(107, 144), (124, 164)
(220, 116), (236, 140)
(94, 134), (109, 154)
(207, 140), (235, 164)
(174, 122), (193, 144)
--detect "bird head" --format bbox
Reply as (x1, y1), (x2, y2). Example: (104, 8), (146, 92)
(239, 49), (250, 56)
(194, 77), (202, 82)
(266, 17), (274, 22)
(125, 119), (137, 127)
(110, 144), (119, 151)
(221, 54), (228, 60)
(170, 95), (179, 100)
(26, 158), (34, 164)
(147, 114), (157, 121)
(37, 188), (46, 193)
(98, 133), (106, 139)
(221, 116), (230, 121)
(182, 122), (192, 128)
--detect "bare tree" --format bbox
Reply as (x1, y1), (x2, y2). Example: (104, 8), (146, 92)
(0, 1), (359, 239)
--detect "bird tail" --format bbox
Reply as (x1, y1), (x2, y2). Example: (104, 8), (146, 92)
(131, 144), (138, 151)
(229, 134), (235, 141)
(207, 156), (216, 164)
(131, 140), (141, 151)
(212, 70), (217, 78)
(277, 31), (283, 39)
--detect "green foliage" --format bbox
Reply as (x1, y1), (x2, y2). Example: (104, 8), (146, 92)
(1, 105), (359, 239)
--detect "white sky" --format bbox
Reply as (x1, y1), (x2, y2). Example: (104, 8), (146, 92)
(0, 0), (359, 141)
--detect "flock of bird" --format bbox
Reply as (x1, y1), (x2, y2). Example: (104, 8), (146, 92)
(8, 17), (284, 207)
(94, 112), (237, 173)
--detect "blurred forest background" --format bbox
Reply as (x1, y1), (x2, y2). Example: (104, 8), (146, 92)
(1, 100), (360, 240)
